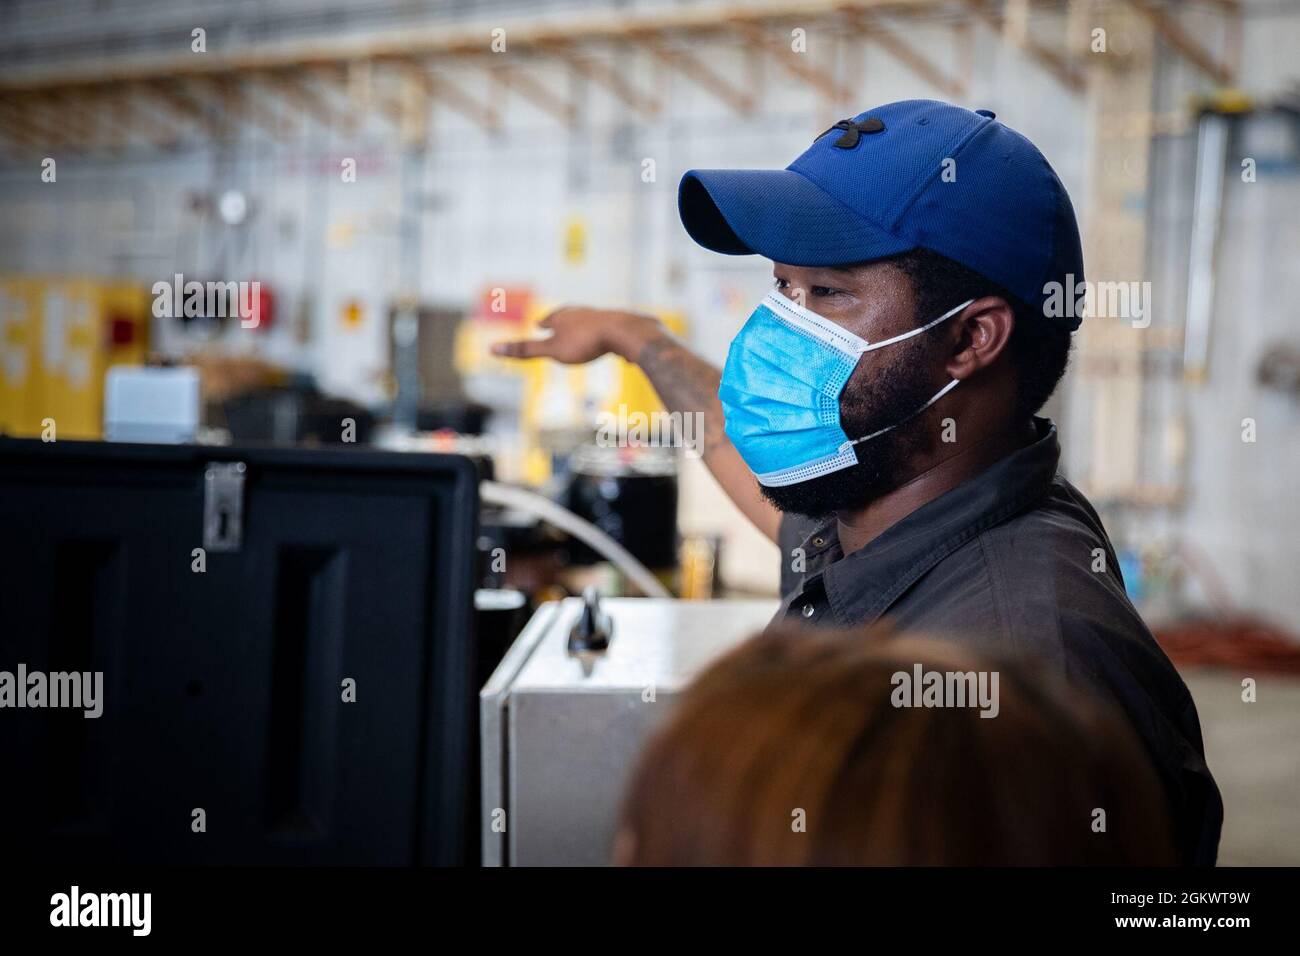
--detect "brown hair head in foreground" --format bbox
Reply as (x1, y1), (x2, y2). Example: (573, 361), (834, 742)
(616, 625), (1176, 866)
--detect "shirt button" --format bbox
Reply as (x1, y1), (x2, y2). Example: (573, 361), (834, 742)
(801, 604), (815, 618)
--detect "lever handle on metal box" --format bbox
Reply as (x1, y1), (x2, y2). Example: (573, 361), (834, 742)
(567, 586), (613, 655)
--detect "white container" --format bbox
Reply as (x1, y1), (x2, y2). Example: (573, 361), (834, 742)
(104, 365), (200, 444)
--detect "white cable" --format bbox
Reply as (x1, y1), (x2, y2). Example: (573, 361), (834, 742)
(479, 479), (671, 599)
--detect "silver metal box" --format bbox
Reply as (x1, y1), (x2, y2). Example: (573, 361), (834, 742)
(480, 597), (778, 866)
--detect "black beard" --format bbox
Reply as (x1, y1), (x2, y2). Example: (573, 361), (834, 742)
(758, 334), (942, 520)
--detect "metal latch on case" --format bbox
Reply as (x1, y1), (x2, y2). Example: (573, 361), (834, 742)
(203, 461), (246, 553)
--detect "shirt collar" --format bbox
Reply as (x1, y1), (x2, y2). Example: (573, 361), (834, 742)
(801, 417), (1062, 626)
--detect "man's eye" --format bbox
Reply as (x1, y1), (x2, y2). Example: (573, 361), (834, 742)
(772, 278), (841, 298)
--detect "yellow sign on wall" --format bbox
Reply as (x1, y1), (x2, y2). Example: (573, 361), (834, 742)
(563, 217), (587, 266)
(0, 277), (38, 435)
(0, 276), (149, 439)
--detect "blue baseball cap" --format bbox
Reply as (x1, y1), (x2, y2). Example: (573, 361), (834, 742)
(678, 99), (1085, 330)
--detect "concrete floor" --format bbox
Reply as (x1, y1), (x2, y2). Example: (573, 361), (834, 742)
(1183, 670), (1300, 865)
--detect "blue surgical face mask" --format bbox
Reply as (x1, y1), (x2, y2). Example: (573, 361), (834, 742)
(718, 290), (972, 488)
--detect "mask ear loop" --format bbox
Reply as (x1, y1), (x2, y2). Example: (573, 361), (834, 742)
(837, 298), (974, 452)
(859, 298), (974, 353)
(839, 379), (961, 451)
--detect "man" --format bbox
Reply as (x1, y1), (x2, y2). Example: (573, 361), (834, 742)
(495, 99), (1222, 865)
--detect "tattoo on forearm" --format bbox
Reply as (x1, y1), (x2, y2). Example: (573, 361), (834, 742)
(637, 334), (729, 457)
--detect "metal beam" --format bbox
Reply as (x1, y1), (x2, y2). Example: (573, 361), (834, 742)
(546, 42), (660, 115)
(394, 60), (501, 131)
(0, 0), (1160, 144)
(642, 38), (756, 115)
(0, 95), (62, 148)
(965, 0), (1086, 92)
(0, 1), (947, 95)
(430, 69), (503, 131)
(42, 91), (84, 150)
(138, 79), (218, 138)
(730, 19), (853, 102)
(1127, 0), (1236, 85)
(274, 71), (336, 128)
(493, 64), (579, 125)
(841, 10), (966, 100)
(0, 99), (44, 151)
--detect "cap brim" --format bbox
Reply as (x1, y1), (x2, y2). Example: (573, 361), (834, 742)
(678, 168), (911, 267)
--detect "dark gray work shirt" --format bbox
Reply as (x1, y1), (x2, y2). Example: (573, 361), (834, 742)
(776, 417), (1223, 865)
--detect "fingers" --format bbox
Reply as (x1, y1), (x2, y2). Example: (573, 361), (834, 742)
(492, 307), (574, 358)
(491, 307), (590, 359)
(491, 335), (554, 359)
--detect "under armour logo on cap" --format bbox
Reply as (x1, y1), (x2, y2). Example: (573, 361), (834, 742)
(819, 116), (885, 148)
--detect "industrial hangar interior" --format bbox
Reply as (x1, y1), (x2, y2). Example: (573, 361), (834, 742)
(0, 0), (1298, 904)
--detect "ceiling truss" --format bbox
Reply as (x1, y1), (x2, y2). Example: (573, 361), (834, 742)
(0, 0), (1242, 155)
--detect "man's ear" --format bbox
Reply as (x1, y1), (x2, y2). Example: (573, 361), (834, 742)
(945, 296), (1015, 382)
